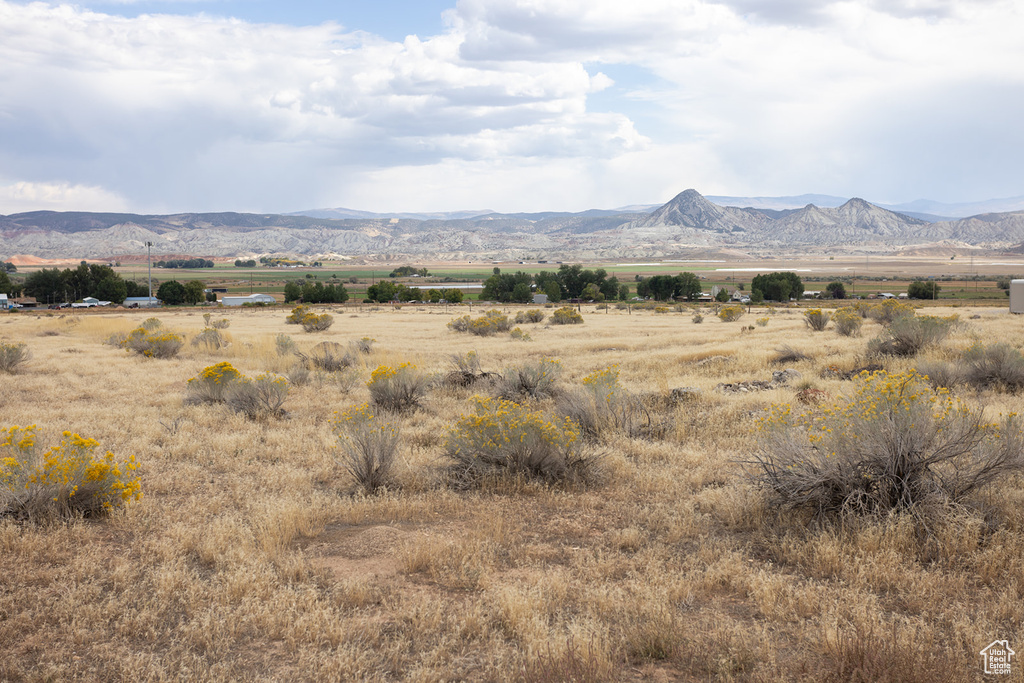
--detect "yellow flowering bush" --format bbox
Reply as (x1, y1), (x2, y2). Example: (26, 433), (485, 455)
(301, 312), (334, 333)
(1, 426), (142, 520)
(550, 307), (584, 325)
(332, 403), (400, 493)
(748, 370), (1024, 521)
(368, 363), (430, 412)
(718, 305), (744, 322)
(803, 308), (831, 332)
(185, 361), (243, 404)
(866, 299), (915, 324)
(285, 305), (311, 325)
(122, 327), (184, 358)
(448, 310), (513, 336)
(444, 398), (598, 484)
(831, 307), (863, 337)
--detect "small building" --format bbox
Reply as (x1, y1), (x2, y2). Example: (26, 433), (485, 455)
(124, 297), (161, 308)
(1011, 280), (1024, 314)
(221, 293), (277, 306)
(0, 293), (7, 310)
(532, 293), (548, 305)
(12, 296), (37, 308)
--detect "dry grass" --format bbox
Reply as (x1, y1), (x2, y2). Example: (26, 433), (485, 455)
(0, 303), (1021, 681)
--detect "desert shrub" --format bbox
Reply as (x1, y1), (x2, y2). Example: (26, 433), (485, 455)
(556, 365), (662, 440)
(692, 313), (704, 324)
(285, 361), (311, 387)
(202, 313), (230, 329)
(224, 373), (289, 419)
(300, 341), (354, 372)
(495, 358), (562, 400)
(316, 367), (360, 394)
(866, 299), (915, 324)
(353, 337), (376, 354)
(514, 309), (545, 324)
(0, 342), (31, 373)
(451, 350), (482, 375)
(367, 363), (430, 413)
(449, 310), (513, 336)
(185, 361), (243, 404)
(756, 316), (769, 327)
(915, 360), (965, 390)
(718, 304), (744, 322)
(1, 426), (142, 521)
(961, 343), (1024, 391)
(443, 398), (598, 485)
(301, 312), (334, 333)
(509, 327), (532, 341)
(140, 317), (162, 331)
(868, 315), (958, 357)
(332, 403), (400, 494)
(832, 307), (863, 337)
(803, 308), (831, 331)
(122, 328), (184, 358)
(285, 305), (310, 325)
(654, 306), (669, 314)
(191, 327), (227, 350)
(447, 315), (471, 333)
(748, 370), (1024, 522)
(773, 345), (811, 364)
(275, 333), (297, 356)
(550, 307), (584, 325)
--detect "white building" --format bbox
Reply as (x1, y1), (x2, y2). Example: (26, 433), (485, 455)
(0, 293), (7, 310)
(1011, 280), (1024, 314)
(123, 297), (161, 308)
(221, 293), (277, 306)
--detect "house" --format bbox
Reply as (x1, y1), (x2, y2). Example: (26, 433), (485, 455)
(0, 293), (7, 310)
(123, 296), (161, 308)
(221, 293), (277, 306)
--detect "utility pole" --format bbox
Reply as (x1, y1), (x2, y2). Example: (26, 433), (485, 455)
(146, 241), (153, 304)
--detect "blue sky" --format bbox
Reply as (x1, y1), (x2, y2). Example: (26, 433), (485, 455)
(1, 0), (1023, 214)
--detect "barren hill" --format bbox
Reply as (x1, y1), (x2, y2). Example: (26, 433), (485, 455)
(3, 191), (1024, 260)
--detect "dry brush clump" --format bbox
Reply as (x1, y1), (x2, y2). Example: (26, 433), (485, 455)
(367, 363), (430, 413)
(717, 304), (744, 322)
(443, 397), (600, 486)
(332, 403), (400, 494)
(748, 369), (1024, 523)
(555, 365), (665, 441)
(495, 358), (562, 400)
(0, 426), (142, 521)
(803, 308), (831, 331)
(514, 309), (546, 324)
(448, 309), (514, 336)
(185, 362), (289, 419)
(298, 341), (354, 372)
(191, 327), (228, 350)
(868, 314), (959, 357)
(0, 341), (31, 373)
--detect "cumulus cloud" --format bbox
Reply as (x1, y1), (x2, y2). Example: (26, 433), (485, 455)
(0, 0), (1022, 214)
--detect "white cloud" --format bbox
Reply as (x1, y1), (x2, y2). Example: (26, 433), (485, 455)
(0, 181), (129, 213)
(0, 0), (1022, 214)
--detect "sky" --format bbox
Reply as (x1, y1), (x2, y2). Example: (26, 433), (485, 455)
(1, 0), (1023, 215)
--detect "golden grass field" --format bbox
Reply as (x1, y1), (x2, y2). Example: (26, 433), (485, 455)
(1, 302), (1023, 681)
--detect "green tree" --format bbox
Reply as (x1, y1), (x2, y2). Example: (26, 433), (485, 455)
(512, 282), (533, 303)
(22, 268), (65, 303)
(676, 272), (702, 301)
(581, 282), (604, 302)
(618, 283), (630, 301)
(183, 280), (206, 305)
(0, 271), (13, 296)
(156, 280), (186, 305)
(94, 276), (127, 304)
(751, 272), (804, 302)
(442, 288), (464, 303)
(908, 280), (941, 299)
(715, 289), (731, 303)
(826, 281), (847, 299)
(284, 281), (302, 303)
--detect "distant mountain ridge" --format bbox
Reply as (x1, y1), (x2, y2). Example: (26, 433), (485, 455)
(3, 190), (1024, 260)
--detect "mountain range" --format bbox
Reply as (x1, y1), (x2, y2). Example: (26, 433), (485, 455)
(3, 190), (1024, 261)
